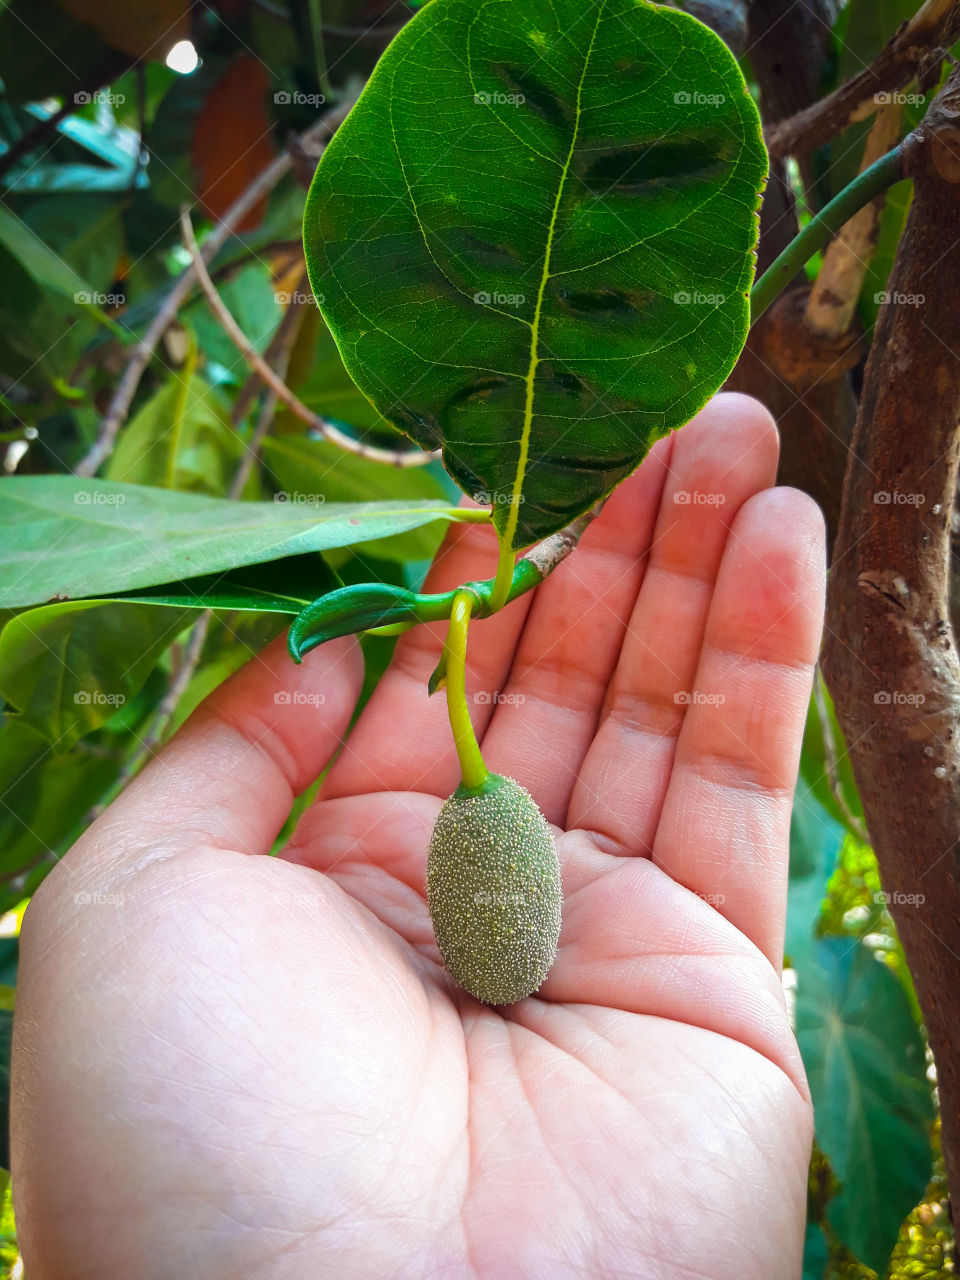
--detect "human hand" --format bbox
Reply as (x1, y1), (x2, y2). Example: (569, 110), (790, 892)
(13, 393), (825, 1279)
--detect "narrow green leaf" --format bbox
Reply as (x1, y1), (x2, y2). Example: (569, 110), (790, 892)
(304, 0), (767, 547)
(0, 477), (473, 609)
(0, 204), (122, 334)
(261, 432), (456, 559)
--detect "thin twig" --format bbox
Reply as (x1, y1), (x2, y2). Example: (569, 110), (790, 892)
(765, 0), (960, 159)
(522, 500), (607, 578)
(75, 99), (356, 478)
(228, 286), (310, 497)
(180, 206), (439, 469)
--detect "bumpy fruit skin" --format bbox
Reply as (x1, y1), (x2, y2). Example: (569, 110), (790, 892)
(427, 774), (562, 1005)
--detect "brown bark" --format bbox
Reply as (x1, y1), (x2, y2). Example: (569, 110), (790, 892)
(765, 0), (960, 160)
(821, 66), (960, 1200)
(728, 287), (860, 549)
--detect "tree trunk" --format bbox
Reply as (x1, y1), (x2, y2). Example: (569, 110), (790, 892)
(821, 66), (960, 1200)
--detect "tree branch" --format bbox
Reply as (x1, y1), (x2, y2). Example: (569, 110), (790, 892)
(821, 63), (960, 1202)
(766, 0), (960, 160)
(180, 207), (437, 469)
(74, 99), (356, 479)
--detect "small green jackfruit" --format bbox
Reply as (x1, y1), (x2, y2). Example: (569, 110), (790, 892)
(427, 774), (562, 1005)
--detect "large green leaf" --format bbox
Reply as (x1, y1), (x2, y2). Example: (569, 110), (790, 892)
(304, 0), (767, 548)
(0, 477), (473, 608)
(796, 938), (934, 1274)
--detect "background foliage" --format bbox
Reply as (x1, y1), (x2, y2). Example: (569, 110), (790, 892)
(0, 0), (954, 1275)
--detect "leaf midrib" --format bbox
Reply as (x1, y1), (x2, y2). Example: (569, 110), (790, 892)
(503, 0), (607, 551)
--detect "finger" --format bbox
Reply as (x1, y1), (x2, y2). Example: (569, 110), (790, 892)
(568, 393), (780, 852)
(55, 633), (364, 873)
(322, 517), (534, 800)
(651, 487), (826, 965)
(476, 434), (673, 824)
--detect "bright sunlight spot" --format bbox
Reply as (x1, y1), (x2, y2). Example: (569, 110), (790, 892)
(166, 40), (199, 75)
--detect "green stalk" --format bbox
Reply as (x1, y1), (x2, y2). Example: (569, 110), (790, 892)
(444, 590), (488, 792)
(750, 145), (904, 323)
(489, 539), (516, 613)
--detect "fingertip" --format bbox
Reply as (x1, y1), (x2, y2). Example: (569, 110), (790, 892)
(715, 486), (827, 668)
(705, 390), (780, 450)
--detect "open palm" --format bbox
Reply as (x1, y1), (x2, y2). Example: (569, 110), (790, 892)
(13, 394), (825, 1280)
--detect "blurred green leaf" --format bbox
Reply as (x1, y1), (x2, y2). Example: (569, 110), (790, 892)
(106, 370), (258, 496)
(837, 0), (919, 85)
(796, 937), (934, 1274)
(0, 476), (472, 608)
(0, 718), (120, 904)
(0, 600), (195, 746)
(0, 203), (95, 299)
(787, 783), (845, 963)
(261, 432), (455, 560)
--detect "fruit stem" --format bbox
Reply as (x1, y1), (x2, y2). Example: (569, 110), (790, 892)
(488, 539), (516, 613)
(445, 590), (489, 792)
